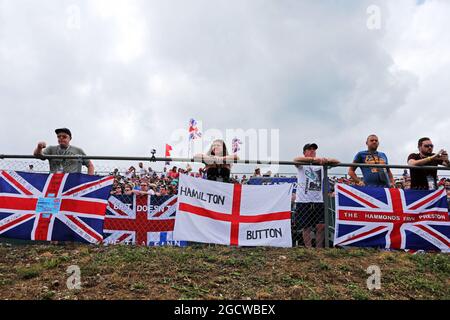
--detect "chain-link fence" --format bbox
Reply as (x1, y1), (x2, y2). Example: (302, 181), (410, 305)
(1, 155), (450, 249)
(0, 157), (188, 247)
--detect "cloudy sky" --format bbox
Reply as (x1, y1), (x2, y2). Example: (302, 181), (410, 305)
(0, 0), (449, 174)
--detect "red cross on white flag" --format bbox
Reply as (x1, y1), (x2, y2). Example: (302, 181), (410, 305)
(173, 174), (293, 247)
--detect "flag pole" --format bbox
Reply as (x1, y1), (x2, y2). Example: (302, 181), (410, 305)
(188, 139), (191, 159)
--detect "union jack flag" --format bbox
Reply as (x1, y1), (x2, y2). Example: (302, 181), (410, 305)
(0, 171), (114, 244)
(103, 194), (187, 246)
(334, 184), (450, 252)
(188, 118), (202, 141)
(232, 137), (242, 154)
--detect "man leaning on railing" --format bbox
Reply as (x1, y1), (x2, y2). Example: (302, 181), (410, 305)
(292, 142), (340, 248)
(33, 127), (94, 175)
(407, 137), (450, 190)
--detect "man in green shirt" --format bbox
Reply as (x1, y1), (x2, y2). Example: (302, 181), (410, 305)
(33, 128), (94, 175)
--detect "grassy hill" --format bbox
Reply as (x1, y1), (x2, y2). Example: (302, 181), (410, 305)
(0, 243), (449, 300)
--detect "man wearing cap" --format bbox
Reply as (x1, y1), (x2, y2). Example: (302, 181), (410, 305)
(348, 134), (394, 188)
(292, 143), (339, 248)
(33, 128), (94, 175)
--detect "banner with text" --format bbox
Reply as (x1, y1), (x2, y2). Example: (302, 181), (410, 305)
(334, 184), (450, 252)
(174, 174), (293, 247)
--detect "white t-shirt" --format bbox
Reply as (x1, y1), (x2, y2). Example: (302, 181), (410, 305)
(295, 165), (323, 203)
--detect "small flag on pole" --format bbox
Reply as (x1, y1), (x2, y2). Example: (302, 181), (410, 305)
(165, 144), (173, 165)
(188, 118), (202, 141)
(232, 137), (242, 154)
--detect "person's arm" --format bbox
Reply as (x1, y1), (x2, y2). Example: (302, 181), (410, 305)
(408, 151), (444, 166)
(133, 189), (150, 196)
(348, 160), (364, 186)
(194, 153), (212, 163)
(408, 157), (435, 166)
(384, 154), (395, 187)
(33, 141), (47, 157)
(293, 156), (322, 165)
(223, 154), (239, 162)
(79, 149), (94, 175)
(387, 169), (395, 187)
(324, 158), (340, 166)
(87, 161), (95, 175)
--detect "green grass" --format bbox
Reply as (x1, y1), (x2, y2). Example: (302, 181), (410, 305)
(0, 279), (13, 287)
(130, 282), (147, 291)
(281, 275), (306, 287)
(409, 253), (450, 274)
(16, 265), (42, 279)
(318, 260), (331, 271)
(347, 284), (370, 300)
(1, 244), (449, 300)
(41, 256), (70, 270)
(171, 284), (210, 299)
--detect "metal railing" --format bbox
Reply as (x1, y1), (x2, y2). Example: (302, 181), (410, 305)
(1, 154), (449, 248)
(2, 154), (450, 170)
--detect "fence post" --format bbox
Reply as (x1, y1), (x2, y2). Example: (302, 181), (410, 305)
(322, 165), (330, 248)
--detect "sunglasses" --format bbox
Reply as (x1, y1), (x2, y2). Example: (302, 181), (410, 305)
(423, 144), (434, 148)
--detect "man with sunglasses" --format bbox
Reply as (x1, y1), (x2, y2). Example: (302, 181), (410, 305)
(33, 128), (94, 175)
(407, 137), (450, 190)
(133, 181), (156, 196)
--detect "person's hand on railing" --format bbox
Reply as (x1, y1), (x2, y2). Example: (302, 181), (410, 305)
(315, 158), (340, 166)
(195, 155), (233, 165)
(212, 156), (223, 164)
(204, 155), (218, 165)
(193, 154), (213, 164)
(323, 158), (340, 166)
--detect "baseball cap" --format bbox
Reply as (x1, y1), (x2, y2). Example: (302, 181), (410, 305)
(303, 143), (318, 152)
(55, 128), (72, 138)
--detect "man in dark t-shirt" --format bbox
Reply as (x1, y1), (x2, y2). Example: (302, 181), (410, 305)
(407, 137), (450, 190)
